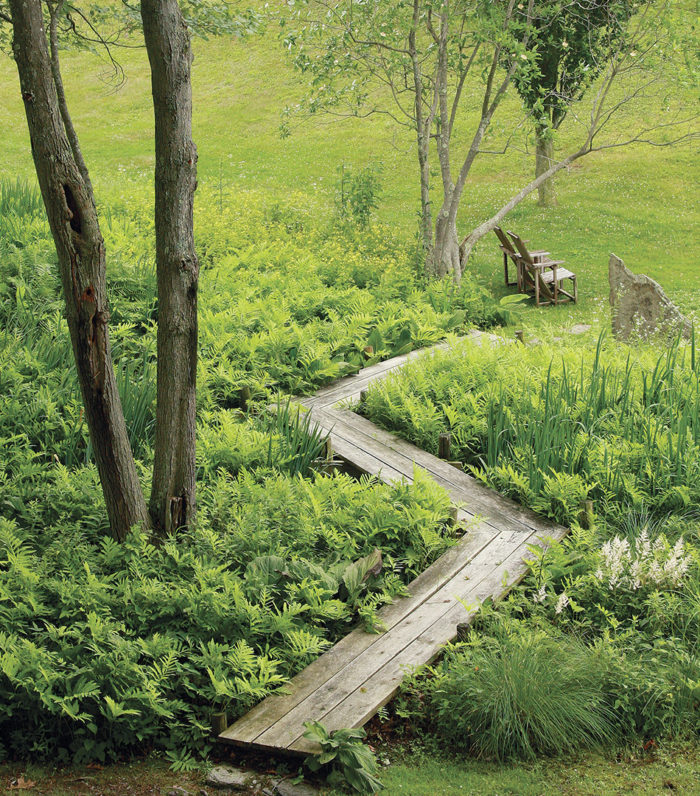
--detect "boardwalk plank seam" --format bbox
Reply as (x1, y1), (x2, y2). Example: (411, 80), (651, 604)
(219, 333), (567, 754)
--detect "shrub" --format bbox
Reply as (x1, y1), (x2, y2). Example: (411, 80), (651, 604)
(0, 462), (457, 763)
(335, 162), (383, 229)
(418, 628), (614, 761)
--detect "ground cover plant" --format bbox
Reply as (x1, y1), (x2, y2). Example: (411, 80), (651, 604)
(363, 336), (700, 757)
(0, 177), (481, 766)
(361, 335), (700, 525)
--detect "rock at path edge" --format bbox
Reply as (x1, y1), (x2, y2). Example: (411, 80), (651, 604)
(206, 765), (254, 791)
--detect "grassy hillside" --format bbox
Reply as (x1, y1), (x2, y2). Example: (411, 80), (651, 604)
(0, 21), (697, 324)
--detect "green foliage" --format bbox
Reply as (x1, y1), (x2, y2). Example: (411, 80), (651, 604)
(408, 625), (614, 761)
(0, 467), (457, 763)
(510, 1), (637, 132)
(335, 162), (383, 229)
(520, 521), (699, 739)
(0, 184), (471, 764)
(0, 176), (43, 218)
(363, 332), (700, 524)
(304, 720), (384, 794)
(364, 334), (700, 746)
(0, 186), (497, 475)
(267, 398), (328, 477)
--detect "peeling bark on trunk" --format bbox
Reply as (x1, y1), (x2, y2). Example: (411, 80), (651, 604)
(535, 129), (557, 207)
(9, 0), (149, 541)
(141, 0), (199, 534)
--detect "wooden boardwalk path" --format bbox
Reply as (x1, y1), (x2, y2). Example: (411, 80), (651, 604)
(219, 333), (567, 755)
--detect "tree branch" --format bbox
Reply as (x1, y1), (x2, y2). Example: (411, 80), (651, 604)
(48, 0), (93, 193)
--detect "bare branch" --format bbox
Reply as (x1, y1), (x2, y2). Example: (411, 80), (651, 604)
(448, 43), (480, 138)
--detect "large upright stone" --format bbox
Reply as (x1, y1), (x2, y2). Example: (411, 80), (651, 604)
(608, 254), (692, 341)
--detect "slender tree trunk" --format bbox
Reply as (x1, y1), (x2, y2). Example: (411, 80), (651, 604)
(141, 0), (199, 534)
(535, 128), (557, 207)
(9, 0), (149, 541)
(409, 15), (435, 277)
(429, 199), (461, 281)
(417, 135), (434, 274)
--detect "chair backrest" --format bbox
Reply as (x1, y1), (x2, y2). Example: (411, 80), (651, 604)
(494, 226), (516, 256)
(507, 231), (534, 265)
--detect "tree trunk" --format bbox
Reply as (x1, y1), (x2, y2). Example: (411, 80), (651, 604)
(9, 0), (149, 541)
(535, 129), (557, 207)
(417, 137), (434, 276)
(429, 203), (461, 282)
(141, 0), (199, 534)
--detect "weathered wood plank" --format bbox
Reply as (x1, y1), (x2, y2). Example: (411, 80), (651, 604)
(219, 522), (499, 745)
(302, 330), (505, 410)
(253, 528), (533, 750)
(288, 526), (557, 753)
(311, 406), (558, 540)
(301, 339), (469, 409)
(315, 406), (561, 537)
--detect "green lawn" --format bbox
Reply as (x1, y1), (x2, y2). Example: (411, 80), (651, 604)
(371, 746), (700, 796)
(3, 746), (699, 795)
(1, 17), (697, 326)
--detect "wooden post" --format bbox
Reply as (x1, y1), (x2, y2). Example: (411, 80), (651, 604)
(447, 505), (459, 526)
(211, 711), (228, 735)
(579, 499), (594, 529)
(515, 330), (525, 344)
(456, 622), (471, 641)
(438, 432), (452, 460)
(239, 385), (252, 411)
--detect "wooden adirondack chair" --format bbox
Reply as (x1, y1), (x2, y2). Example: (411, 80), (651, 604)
(494, 226), (550, 292)
(508, 231), (577, 306)
(494, 226), (523, 289)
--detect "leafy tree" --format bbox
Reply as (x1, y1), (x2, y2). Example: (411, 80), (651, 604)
(510, 0), (636, 206)
(279, 0), (698, 281)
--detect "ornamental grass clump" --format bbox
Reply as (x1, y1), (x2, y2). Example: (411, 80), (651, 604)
(425, 631), (614, 761)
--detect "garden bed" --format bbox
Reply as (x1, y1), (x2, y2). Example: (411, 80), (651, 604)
(360, 335), (699, 756)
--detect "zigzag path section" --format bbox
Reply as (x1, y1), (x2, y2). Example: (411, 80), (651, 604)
(219, 332), (568, 755)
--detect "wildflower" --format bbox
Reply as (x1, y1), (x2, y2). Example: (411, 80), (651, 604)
(594, 529), (691, 592)
(562, 40), (568, 49)
(664, 537), (690, 585)
(533, 584), (547, 604)
(555, 592), (569, 614)
(520, 53), (528, 61)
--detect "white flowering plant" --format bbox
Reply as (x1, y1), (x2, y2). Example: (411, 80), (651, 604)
(525, 525), (697, 634)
